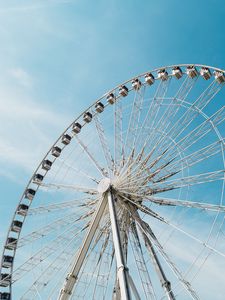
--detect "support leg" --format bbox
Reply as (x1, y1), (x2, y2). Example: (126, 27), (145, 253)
(128, 204), (176, 300)
(143, 233), (176, 300)
(58, 195), (107, 300)
(107, 189), (131, 300)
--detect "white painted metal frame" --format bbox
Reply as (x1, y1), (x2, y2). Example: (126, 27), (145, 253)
(1, 64), (225, 300)
(58, 195), (107, 300)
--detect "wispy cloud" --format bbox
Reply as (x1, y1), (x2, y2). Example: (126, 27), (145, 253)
(0, 0), (73, 13)
(0, 75), (70, 177)
(8, 68), (33, 88)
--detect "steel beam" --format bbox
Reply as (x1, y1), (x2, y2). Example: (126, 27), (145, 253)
(107, 188), (131, 300)
(58, 195), (107, 300)
(127, 273), (142, 300)
(129, 205), (176, 300)
(143, 234), (176, 300)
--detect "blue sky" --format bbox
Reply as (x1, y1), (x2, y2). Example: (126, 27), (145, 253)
(0, 0), (225, 297)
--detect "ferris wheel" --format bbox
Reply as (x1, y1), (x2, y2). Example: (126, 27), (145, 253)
(1, 64), (225, 300)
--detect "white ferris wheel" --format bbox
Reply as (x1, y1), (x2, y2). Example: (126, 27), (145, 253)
(1, 64), (225, 300)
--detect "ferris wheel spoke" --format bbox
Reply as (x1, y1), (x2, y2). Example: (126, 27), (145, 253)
(164, 80), (223, 147)
(119, 170), (225, 194)
(117, 142), (149, 183)
(20, 225), (87, 299)
(120, 133), (165, 181)
(175, 74), (198, 102)
(134, 84), (183, 158)
(153, 75), (198, 139)
(120, 199), (222, 299)
(132, 212), (200, 300)
(192, 79), (223, 111)
(124, 86), (145, 157)
(114, 95), (124, 174)
(3, 65), (225, 299)
(119, 195), (225, 257)
(18, 207), (93, 248)
(92, 248), (108, 299)
(159, 139), (224, 176)
(146, 80), (224, 163)
(11, 221), (90, 285)
(131, 199), (225, 261)
(116, 167), (174, 192)
(93, 113), (114, 175)
(102, 250), (115, 299)
(118, 143), (166, 187)
(156, 107), (225, 167)
(145, 78), (171, 130)
(146, 79), (171, 134)
(84, 228), (113, 299)
(128, 206), (181, 299)
(28, 197), (96, 216)
(175, 105), (225, 152)
(126, 130), (167, 177)
(129, 221), (157, 300)
(38, 181), (97, 195)
(75, 135), (108, 177)
(129, 89), (146, 154)
(146, 196), (225, 212)
(58, 158), (99, 184)
(151, 170), (225, 189)
(145, 139), (225, 185)
(70, 215), (113, 299)
(58, 194), (108, 299)
(118, 195), (166, 225)
(159, 214), (225, 260)
(126, 127), (184, 184)
(50, 226), (110, 299)
(119, 154), (172, 190)
(135, 79), (171, 151)
(88, 219), (111, 257)
(95, 229), (111, 265)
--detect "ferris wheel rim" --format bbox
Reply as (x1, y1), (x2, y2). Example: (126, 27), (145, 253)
(1, 63), (225, 299)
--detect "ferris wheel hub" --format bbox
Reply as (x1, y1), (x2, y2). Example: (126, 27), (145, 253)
(97, 177), (111, 193)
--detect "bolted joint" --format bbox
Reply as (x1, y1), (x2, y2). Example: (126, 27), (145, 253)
(61, 288), (72, 295)
(162, 280), (171, 290)
(117, 264), (129, 273)
(66, 273), (77, 281)
(117, 264), (125, 272)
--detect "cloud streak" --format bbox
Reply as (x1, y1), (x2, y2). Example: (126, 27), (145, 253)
(0, 0), (74, 14)
(0, 69), (70, 177)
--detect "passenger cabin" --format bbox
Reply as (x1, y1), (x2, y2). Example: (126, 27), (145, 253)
(95, 102), (104, 113)
(158, 69), (168, 81)
(107, 93), (116, 104)
(0, 293), (11, 300)
(51, 146), (61, 158)
(83, 112), (92, 123)
(200, 67), (211, 80)
(186, 66), (198, 78)
(132, 78), (141, 90)
(172, 67), (182, 79)
(61, 134), (71, 145)
(214, 71), (225, 83)
(2, 256), (13, 268)
(42, 160), (52, 171)
(119, 85), (128, 97)
(144, 73), (155, 85)
(0, 274), (11, 287)
(25, 188), (36, 200)
(33, 174), (44, 184)
(11, 220), (22, 233)
(5, 238), (17, 250)
(72, 122), (82, 134)
(17, 204), (29, 216)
